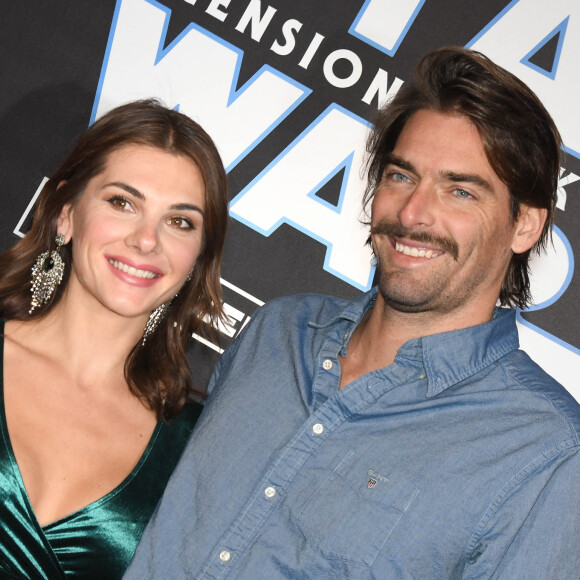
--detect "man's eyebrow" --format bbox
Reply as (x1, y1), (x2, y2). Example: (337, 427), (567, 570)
(443, 172), (492, 192)
(105, 181), (205, 216)
(383, 155), (417, 175)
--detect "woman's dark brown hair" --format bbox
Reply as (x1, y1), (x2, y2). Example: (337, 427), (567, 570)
(0, 99), (228, 420)
(365, 46), (562, 309)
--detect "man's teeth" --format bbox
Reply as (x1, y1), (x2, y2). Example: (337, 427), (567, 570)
(109, 259), (158, 279)
(395, 242), (436, 259)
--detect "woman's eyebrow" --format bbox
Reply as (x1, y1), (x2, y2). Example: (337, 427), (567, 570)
(105, 182), (205, 216)
(105, 181), (144, 199)
(170, 203), (205, 216)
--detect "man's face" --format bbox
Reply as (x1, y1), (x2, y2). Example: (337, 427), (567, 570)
(371, 109), (538, 321)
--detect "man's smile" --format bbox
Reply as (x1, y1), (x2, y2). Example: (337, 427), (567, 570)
(393, 240), (441, 259)
(371, 220), (459, 261)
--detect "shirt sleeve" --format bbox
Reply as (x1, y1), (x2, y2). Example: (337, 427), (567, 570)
(461, 447), (580, 580)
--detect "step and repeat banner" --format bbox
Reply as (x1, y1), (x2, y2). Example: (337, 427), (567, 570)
(1, 0), (579, 399)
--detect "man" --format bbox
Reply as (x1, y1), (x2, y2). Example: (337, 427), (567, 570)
(126, 47), (580, 578)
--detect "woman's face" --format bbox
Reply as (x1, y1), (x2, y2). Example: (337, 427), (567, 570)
(58, 144), (206, 321)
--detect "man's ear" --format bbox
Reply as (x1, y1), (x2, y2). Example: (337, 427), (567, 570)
(56, 181), (74, 244)
(511, 205), (548, 254)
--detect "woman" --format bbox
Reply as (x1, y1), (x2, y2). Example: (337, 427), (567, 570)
(0, 99), (228, 578)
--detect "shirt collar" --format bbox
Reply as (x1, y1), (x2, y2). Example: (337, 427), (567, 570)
(309, 287), (520, 397)
(308, 287), (378, 329)
(418, 307), (519, 396)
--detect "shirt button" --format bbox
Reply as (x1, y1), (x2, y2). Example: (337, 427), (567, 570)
(322, 359), (333, 370)
(219, 550), (231, 562)
(264, 486), (276, 498)
(312, 423), (324, 435)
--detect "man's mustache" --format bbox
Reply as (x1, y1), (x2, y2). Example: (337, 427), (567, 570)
(371, 222), (459, 260)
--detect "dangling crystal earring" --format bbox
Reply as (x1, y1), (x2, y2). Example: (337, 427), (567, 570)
(142, 300), (171, 345)
(29, 233), (66, 314)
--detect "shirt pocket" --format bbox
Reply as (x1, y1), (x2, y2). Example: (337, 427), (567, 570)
(294, 449), (420, 566)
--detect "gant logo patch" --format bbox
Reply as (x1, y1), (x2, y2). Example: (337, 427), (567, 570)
(367, 469), (389, 487)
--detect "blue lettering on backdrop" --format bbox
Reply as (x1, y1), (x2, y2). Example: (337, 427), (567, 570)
(349, 0), (426, 56)
(306, 152), (354, 215)
(91, 0), (310, 172)
(467, 0), (579, 158)
(521, 16), (569, 80)
(230, 104), (374, 291)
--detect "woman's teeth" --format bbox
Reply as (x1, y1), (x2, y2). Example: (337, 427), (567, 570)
(109, 259), (158, 279)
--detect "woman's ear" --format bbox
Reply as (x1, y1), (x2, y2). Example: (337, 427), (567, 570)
(56, 181), (74, 244)
(511, 205), (548, 254)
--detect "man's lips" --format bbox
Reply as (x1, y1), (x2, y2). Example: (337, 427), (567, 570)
(107, 257), (161, 280)
(371, 222), (459, 260)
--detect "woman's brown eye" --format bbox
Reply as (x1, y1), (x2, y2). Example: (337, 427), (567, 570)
(169, 217), (193, 230)
(107, 195), (130, 210)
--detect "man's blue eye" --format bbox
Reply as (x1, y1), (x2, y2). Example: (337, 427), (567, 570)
(454, 189), (472, 198)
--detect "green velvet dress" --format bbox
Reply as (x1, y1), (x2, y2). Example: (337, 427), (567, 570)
(0, 321), (202, 579)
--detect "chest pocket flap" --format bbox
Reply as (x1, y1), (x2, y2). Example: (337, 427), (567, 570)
(294, 449), (420, 566)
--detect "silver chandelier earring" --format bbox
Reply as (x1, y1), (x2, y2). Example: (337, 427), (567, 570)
(142, 300), (172, 345)
(142, 270), (192, 345)
(29, 233), (66, 314)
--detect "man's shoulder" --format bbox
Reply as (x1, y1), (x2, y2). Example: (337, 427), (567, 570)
(207, 292), (357, 395)
(502, 348), (580, 439)
(214, 293), (353, 368)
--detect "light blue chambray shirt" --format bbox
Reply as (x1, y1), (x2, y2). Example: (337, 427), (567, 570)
(126, 288), (580, 579)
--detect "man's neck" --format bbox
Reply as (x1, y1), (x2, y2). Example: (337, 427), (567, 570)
(338, 292), (496, 389)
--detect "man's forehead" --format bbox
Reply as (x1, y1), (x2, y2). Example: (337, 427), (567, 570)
(389, 109), (501, 181)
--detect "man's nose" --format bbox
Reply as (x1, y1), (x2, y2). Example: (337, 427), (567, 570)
(398, 181), (437, 228)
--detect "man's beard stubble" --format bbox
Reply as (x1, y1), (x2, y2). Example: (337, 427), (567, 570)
(370, 221), (460, 313)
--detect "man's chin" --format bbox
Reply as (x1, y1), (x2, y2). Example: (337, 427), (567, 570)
(377, 285), (434, 314)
